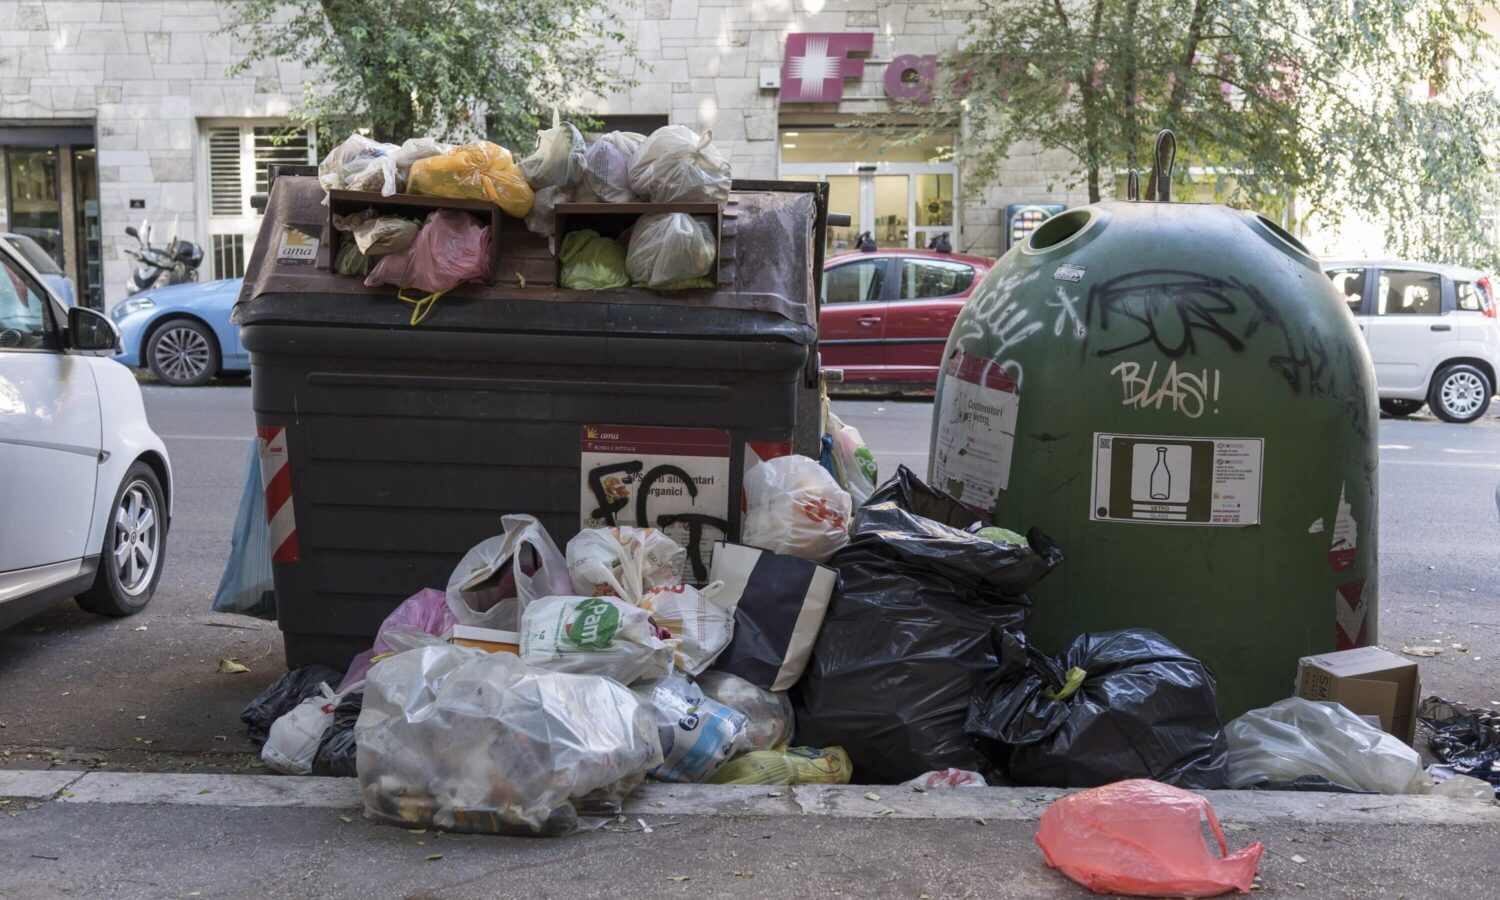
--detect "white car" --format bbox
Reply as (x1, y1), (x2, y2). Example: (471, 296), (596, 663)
(1323, 260), (1500, 423)
(0, 239), (172, 629)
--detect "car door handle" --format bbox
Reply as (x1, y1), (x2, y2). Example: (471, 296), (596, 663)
(858, 316), (882, 326)
(1431, 324), (1452, 332)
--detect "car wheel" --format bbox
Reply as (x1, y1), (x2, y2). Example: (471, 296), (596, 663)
(1427, 363), (1493, 424)
(1379, 399), (1425, 418)
(146, 319), (219, 387)
(77, 463), (167, 617)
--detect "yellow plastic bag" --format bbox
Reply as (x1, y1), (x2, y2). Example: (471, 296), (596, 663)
(408, 141), (535, 218)
(707, 746), (852, 786)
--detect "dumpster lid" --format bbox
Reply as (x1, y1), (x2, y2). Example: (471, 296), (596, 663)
(234, 176), (816, 338)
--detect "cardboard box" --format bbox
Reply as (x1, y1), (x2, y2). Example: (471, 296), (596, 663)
(1295, 646), (1420, 744)
(449, 625), (520, 656)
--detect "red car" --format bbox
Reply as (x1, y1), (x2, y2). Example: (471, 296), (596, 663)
(819, 248), (993, 389)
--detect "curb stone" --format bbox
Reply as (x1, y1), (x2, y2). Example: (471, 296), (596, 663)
(3, 770), (1497, 826)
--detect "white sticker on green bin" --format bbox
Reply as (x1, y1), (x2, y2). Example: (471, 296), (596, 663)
(1089, 433), (1263, 526)
(579, 425), (731, 581)
(932, 349), (1019, 515)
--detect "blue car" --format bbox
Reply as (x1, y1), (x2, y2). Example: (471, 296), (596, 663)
(112, 278), (247, 386)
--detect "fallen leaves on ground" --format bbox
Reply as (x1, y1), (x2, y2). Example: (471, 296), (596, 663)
(218, 658), (251, 674)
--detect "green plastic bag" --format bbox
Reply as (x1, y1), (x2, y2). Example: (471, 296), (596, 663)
(559, 229), (629, 291)
(334, 239), (369, 277)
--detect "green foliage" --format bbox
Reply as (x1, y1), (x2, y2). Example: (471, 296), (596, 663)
(893, 0), (1500, 268)
(222, 0), (638, 150)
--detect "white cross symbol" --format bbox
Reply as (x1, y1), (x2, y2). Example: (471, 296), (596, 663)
(787, 36), (842, 100)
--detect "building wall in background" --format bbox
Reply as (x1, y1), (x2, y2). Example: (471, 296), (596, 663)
(0, 1), (308, 308)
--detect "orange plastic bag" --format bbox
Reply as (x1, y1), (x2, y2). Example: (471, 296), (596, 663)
(407, 141), (534, 218)
(1035, 780), (1264, 898)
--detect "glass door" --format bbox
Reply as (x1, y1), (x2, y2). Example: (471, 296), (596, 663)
(779, 129), (959, 253)
(71, 148), (102, 309)
(870, 175), (908, 248)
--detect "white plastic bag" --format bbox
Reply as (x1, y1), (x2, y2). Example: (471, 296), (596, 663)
(318, 133), (400, 197)
(582, 131), (645, 202)
(1225, 698), (1428, 794)
(357, 644), (661, 835)
(639, 581), (735, 675)
(519, 595), (674, 685)
(695, 670), (793, 752)
(625, 213), (716, 288)
(644, 673), (749, 783)
(566, 526), (685, 606)
(446, 515), (571, 631)
(390, 137), (452, 186)
(741, 456), (853, 563)
(263, 679), (362, 775)
(627, 125), (732, 204)
(524, 184), (570, 238)
(519, 123), (586, 192)
(903, 769), (988, 790)
(827, 410), (879, 506)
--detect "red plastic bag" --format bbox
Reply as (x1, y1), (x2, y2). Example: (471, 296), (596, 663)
(1035, 780), (1264, 898)
(365, 209), (491, 323)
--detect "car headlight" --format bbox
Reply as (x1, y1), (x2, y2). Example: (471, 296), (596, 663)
(112, 296), (155, 319)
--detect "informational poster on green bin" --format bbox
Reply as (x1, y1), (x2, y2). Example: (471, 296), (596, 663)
(579, 425), (731, 581)
(1089, 432), (1263, 526)
(932, 349), (1020, 515)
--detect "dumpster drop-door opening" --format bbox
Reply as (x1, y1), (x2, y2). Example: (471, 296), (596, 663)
(1090, 433), (1263, 526)
(580, 425), (731, 580)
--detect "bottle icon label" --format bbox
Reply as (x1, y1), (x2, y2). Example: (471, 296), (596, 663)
(1149, 446), (1171, 500)
(1092, 433), (1264, 527)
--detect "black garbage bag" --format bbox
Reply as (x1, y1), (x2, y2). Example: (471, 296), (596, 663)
(1420, 696), (1500, 794)
(312, 691), (363, 778)
(241, 665), (344, 745)
(966, 628), (1229, 789)
(791, 466), (1063, 783)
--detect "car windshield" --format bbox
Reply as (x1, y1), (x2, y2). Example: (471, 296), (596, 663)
(3, 234), (63, 276)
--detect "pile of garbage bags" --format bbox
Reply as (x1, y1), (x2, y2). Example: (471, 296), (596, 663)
(318, 122), (730, 296)
(248, 455), (1388, 837)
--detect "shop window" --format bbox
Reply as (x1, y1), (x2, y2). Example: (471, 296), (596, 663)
(6, 149), (63, 269)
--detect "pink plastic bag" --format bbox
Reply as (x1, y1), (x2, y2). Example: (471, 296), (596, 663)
(1035, 780), (1264, 898)
(365, 209), (491, 295)
(338, 588), (456, 691)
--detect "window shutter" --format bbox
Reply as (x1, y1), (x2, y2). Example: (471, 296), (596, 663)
(208, 127), (243, 216)
(253, 126), (313, 196)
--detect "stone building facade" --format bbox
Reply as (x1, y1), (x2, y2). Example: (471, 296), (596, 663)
(0, 1), (309, 309)
(0, 0), (1083, 311)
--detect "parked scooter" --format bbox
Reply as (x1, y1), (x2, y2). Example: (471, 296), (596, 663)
(123, 218), (203, 295)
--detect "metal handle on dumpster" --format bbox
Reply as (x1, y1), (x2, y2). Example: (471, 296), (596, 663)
(1146, 129), (1176, 203)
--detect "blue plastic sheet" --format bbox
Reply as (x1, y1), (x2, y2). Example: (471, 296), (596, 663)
(212, 441), (276, 619)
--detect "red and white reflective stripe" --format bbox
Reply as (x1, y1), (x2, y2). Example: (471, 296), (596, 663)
(742, 439), (794, 513)
(743, 440), (792, 474)
(257, 425), (299, 564)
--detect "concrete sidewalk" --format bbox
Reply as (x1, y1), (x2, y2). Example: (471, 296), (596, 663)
(3, 772), (1498, 899)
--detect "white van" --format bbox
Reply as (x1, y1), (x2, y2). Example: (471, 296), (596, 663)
(1322, 260), (1499, 423)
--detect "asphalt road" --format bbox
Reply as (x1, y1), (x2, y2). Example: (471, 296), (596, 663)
(0, 385), (1496, 774)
